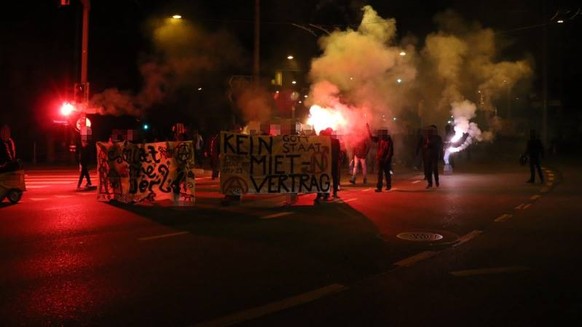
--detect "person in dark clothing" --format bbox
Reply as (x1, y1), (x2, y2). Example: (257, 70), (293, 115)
(0, 124), (17, 173)
(314, 128), (341, 203)
(423, 125), (444, 188)
(330, 130), (341, 198)
(208, 133), (220, 180)
(76, 139), (92, 190)
(366, 123), (394, 192)
(415, 127), (430, 179)
(524, 129), (545, 183)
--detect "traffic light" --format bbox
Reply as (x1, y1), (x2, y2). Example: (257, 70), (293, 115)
(60, 102), (75, 116)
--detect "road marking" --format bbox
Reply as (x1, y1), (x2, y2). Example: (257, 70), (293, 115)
(394, 251), (438, 267)
(530, 195), (541, 200)
(522, 203), (531, 209)
(194, 284), (346, 327)
(24, 186), (47, 189)
(343, 198), (357, 203)
(44, 204), (82, 211)
(453, 230), (482, 247)
(261, 212), (292, 219)
(362, 188), (373, 192)
(450, 266), (530, 277)
(138, 231), (189, 241)
(411, 180), (421, 184)
(494, 213), (512, 222)
(28, 197), (50, 201)
(515, 203), (526, 210)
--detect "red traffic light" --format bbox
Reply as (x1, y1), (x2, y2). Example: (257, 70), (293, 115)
(60, 102), (75, 116)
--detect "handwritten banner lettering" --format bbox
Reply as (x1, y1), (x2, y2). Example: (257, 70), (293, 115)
(220, 132), (331, 195)
(96, 141), (196, 204)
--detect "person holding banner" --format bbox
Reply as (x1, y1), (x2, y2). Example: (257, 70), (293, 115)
(314, 128), (340, 204)
(367, 123), (394, 192)
(208, 132), (220, 180)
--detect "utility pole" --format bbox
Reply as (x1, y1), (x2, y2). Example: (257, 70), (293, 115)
(77, 0), (91, 140)
(253, 0), (260, 85)
(541, 0), (549, 147)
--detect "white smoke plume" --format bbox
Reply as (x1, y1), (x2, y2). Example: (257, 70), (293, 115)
(307, 5), (417, 139)
(307, 6), (533, 155)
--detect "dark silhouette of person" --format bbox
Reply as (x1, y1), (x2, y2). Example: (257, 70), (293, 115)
(415, 127), (430, 179)
(423, 125), (444, 188)
(367, 123), (394, 192)
(314, 128), (340, 203)
(76, 139), (93, 190)
(524, 129), (544, 184)
(330, 129), (341, 198)
(208, 132), (220, 180)
(0, 124), (18, 173)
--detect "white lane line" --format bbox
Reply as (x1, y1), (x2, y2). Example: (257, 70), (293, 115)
(362, 188), (373, 192)
(25, 181), (73, 185)
(494, 213), (512, 222)
(24, 186), (47, 189)
(450, 266), (530, 277)
(138, 231), (189, 241)
(194, 284), (346, 327)
(28, 197), (50, 201)
(44, 204), (82, 211)
(394, 251), (438, 267)
(530, 195), (541, 200)
(453, 230), (482, 247)
(261, 212), (292, 219)
(515, 203), (526, 210)
(342, 198), (357, 203)
(522, 203), (532, 210)
(411, 180), (421, 184)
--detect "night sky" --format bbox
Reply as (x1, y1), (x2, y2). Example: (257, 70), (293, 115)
(0, 0), (580, 161)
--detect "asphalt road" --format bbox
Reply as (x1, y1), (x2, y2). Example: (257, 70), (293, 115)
(1, 153), (581, 326)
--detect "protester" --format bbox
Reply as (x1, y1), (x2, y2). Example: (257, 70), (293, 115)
(524, 129), (545, 184)
(314, 128), (340, 203)
(330, 129), (341, 198)
(0, 124), (18, 173)
(366, 123), (394, 192)
(192, 129), (204, 167)
(76, 139), (93, 190)
(413, 128), (425, 171)
(423, 125), (444, 188)
(349, 136), (370, 185)
(208, 132), (220, 180)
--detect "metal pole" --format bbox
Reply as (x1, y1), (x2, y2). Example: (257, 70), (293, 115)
(79, 0), (90, 139)
(80, 0), (90, 85)
(253, 0), (260, 85)
(541, 0), (549, 147)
